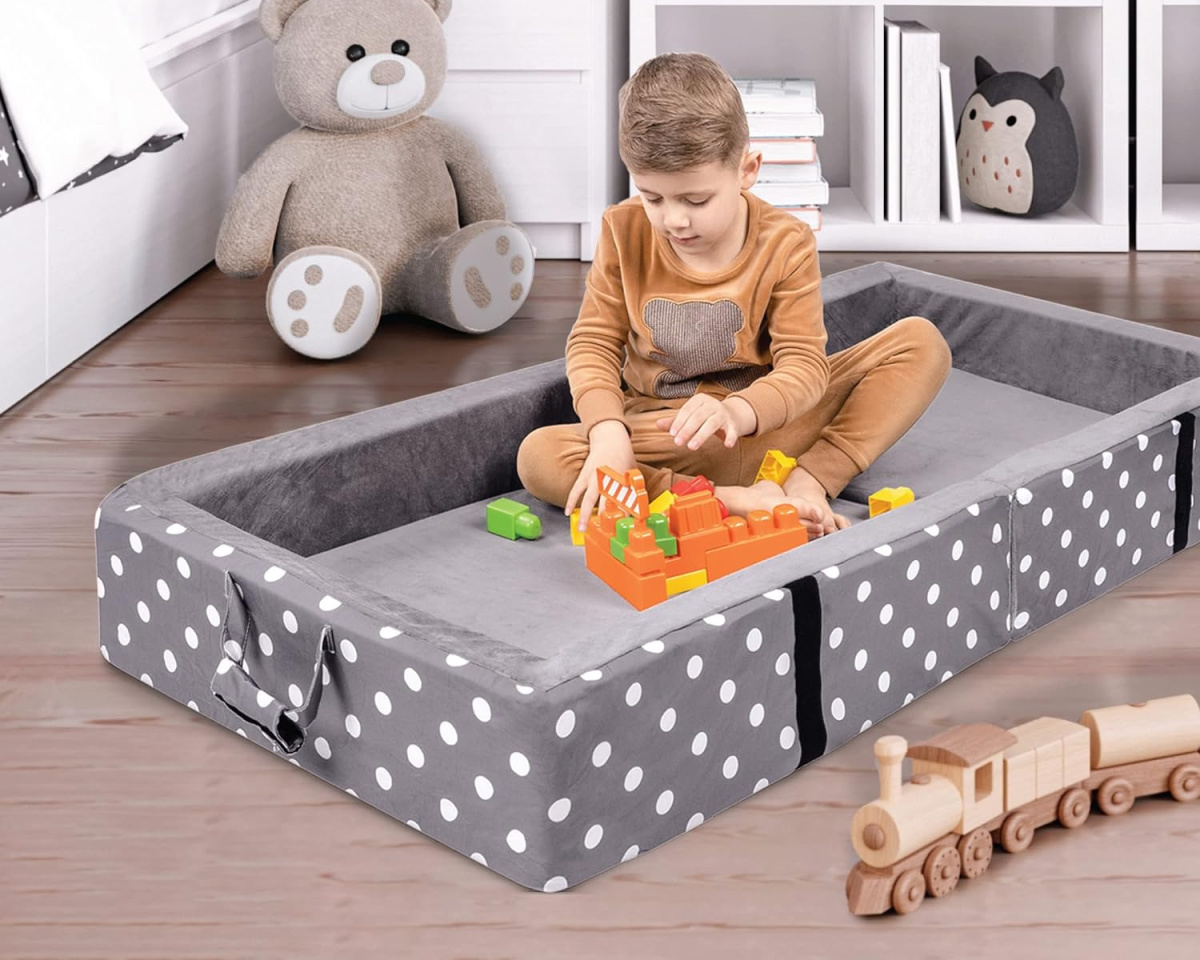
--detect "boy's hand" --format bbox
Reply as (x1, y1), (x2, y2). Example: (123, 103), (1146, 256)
(565, 420), (638, 532)
(656, 395), (757, 451)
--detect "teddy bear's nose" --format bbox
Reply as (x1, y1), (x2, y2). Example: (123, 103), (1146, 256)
(371, 61), (406, 86)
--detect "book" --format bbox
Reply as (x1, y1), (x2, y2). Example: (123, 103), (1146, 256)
(938, 62), (962, 223)
(757, 157), (824, 184)
(735, 79), (817, 115)
(747, 111), (824, 139)
(749, 137), (817, 164)
(749, 179), (830, 207)
(891, 19), (940, 223)
(884, 20), (901, 221)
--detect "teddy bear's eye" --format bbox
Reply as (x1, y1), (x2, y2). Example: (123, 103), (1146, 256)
(392, 39), (410, 56)
(346, 44), (366, 62)
(968, 108), (976, 120)
(1006, 115), (1017, 127)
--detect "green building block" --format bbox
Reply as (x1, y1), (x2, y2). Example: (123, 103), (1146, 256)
(486, 498), (542, 541)
(609, 516), (635, 562)
(645, 512), (678, 557)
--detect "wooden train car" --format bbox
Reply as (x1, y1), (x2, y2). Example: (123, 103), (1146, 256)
(846, 695), (1200, 916)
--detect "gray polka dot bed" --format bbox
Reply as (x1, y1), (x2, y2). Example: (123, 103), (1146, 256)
(94, 262), (1200, 891)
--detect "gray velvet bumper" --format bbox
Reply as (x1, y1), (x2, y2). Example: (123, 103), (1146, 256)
(94, 262), (1200, 891)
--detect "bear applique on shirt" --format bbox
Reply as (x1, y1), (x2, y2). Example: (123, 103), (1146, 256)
(641, 298), (770, 399)
(566, 189), (831, 439)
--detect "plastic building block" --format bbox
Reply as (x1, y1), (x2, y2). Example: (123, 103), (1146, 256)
(666, 569), (708, 596)
(609, 516), (637, 563)
(670, 474), (728, 518)
(648, 489), (676, 515)
(706, 504), (806, 580)
(569, 509), (585, 547)
(583, 465), (812, 609)
(869, 486), (914, 518)
(598, 466), (649, 519)
(845, 694), (1200, 917)
(755, 448), (798, 485)
(486, 498), (542, 540)
(644, 512), (678, 557)
(583, 501), (666, 610)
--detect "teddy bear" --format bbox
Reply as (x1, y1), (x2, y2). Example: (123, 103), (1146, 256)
(215, 0), (534, 359)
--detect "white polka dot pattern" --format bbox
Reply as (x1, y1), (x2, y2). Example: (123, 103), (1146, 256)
(816, 490), (1012, 753)
(1007, 421), (1181, 639)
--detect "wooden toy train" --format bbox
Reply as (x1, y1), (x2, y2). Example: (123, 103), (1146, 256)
(846, 694), (1200, 916)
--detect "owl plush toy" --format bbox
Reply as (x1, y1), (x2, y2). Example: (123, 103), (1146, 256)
(955, 55), (1079, 216)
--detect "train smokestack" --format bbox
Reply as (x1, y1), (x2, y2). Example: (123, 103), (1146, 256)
(874, 735), (907, 803)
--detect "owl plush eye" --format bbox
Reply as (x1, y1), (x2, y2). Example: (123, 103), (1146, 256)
(969, 108), (977, 120)
(1006, 115), (1017, 126)
(346, 44), (366, 61)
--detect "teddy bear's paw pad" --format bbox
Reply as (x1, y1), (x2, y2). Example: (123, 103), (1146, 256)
(268, 250), (381, 360)
(449, 226), (534, 333)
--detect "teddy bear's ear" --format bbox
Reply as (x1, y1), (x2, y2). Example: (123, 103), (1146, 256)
(425, 0), (453, 23)
(260, 0), (309, 43)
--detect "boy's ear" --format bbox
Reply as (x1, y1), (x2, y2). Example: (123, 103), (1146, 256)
(740, 147), (763, 188)
(260, 0), (309, 43)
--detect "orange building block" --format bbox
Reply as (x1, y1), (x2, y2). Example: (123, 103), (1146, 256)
(584, 507), (667, 610)
(706, 503), (808, 580)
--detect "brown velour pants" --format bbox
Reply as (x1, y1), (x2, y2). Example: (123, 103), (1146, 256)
(517, 314), (952, 507)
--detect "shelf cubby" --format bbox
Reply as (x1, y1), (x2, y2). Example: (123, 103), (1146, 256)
(630, 0), (1129, 252)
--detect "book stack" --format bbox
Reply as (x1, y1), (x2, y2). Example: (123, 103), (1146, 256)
(735, 78), (827, 231)
(883, 20), (961, 223)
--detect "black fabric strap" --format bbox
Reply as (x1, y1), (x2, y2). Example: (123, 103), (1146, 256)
(784, 575), (827, 768)
(1173, 412), (1195, 555)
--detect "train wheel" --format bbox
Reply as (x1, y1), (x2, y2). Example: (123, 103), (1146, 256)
(923, 845), (961, 898)
(958, 828), (993, 879)
(892, 869), (926, 915)
(1000, 812), (1034, 853)
(1168, 764), (1200, 803)
(1097, 777), (1135, 816)
(1057, 787), (1091, 828)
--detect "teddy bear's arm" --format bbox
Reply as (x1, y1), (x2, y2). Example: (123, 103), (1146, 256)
(438, 121), (507, 225)
(215, 135), (309, 279)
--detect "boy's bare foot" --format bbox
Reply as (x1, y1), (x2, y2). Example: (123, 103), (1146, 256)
(715, 476), (851, 539)
(782, 465), (853, 535)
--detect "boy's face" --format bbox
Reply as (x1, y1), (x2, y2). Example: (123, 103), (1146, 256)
(631, 149), (762, 260)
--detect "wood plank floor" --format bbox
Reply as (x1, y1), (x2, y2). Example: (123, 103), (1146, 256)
(3, 251), (1200, 959)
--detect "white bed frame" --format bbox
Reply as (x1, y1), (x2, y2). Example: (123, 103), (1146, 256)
(0, 0), (629, 416)
(0, 1), (295, 414)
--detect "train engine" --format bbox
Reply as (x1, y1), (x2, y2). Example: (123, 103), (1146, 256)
(846, 694), (1200, 916)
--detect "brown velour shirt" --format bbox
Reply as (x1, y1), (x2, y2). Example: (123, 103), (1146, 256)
(566, 189), (829, 439)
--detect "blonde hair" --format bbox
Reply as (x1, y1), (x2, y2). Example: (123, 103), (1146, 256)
(619, 53), (748, 174)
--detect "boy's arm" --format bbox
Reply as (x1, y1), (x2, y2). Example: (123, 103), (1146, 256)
(566, 213), (631, 435)
(727, 227), (830, 437)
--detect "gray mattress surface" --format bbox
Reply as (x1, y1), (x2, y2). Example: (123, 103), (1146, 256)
(310, 367), (1106, 658)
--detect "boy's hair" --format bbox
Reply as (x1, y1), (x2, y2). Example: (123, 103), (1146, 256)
(619, 52), (748, 174)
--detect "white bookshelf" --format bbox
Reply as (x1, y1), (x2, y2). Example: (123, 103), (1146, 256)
(629, 0), (1129, 252)
(1136, 0), (1200, 250)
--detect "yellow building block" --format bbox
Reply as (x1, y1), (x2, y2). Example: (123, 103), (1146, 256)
(755, 449), (797, 485)
(570, 509), (585, 547)
(648, 489), (676, 516)
(868, 486), (914, 518)
(666, 568), (708, 596)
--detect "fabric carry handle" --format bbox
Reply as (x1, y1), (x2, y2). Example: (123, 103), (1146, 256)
(209, 571), (333, 755)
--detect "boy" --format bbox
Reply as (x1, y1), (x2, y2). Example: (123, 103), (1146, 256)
(517, 53), (951, 539)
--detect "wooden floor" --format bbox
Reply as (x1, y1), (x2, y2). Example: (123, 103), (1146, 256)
(4, 251), (1200, 959)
